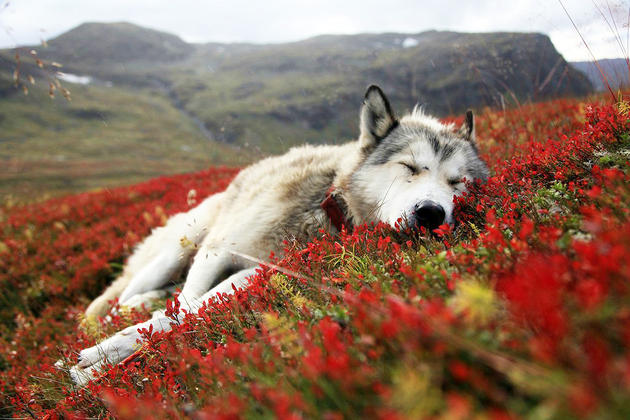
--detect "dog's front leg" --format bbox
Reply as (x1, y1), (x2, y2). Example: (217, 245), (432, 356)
(180, 265), (259, 313)
(176, 247), (236, 307)
(70, 312), (175, 386)
(117, 246), (186, 304)
(69, 248), (236, 385)
(69, 265), (258, 386)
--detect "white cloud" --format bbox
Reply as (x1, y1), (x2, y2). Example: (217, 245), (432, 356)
(0, 0), (625, 61)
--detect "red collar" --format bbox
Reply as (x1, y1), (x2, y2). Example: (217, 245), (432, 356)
(320, 186), (351, 232)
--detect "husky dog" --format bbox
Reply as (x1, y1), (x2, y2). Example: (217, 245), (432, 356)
(69, 85), (488, 385)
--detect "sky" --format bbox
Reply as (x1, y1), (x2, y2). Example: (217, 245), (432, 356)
(0, 0), (627, 62)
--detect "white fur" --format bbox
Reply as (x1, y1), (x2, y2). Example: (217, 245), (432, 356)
(403, 105), (456, 132)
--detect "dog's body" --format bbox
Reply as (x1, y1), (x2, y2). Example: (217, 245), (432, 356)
(70, 86), (488, 385)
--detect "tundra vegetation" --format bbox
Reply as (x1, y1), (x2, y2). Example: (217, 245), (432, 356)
(1, 93), (630, 418)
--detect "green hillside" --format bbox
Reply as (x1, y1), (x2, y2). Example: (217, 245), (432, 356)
(0, 80), (244, 201)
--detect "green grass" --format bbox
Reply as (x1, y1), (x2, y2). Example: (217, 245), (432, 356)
(0, 80), (247, 201)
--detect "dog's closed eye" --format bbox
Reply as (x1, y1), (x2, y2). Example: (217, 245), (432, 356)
(400, 162), (430, 175)
(400, 162), (418, 175)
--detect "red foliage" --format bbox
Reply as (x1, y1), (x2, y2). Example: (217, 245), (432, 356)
(2, 96), (630, 418)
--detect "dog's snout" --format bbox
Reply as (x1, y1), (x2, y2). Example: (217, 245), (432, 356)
(414, 201), (446, 232)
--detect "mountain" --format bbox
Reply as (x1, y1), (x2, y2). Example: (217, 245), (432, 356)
(0, 22), (593, 199)
(45, 22), (193, 65)
(25, 23), (592, 150)
(571, 58), (629, 92)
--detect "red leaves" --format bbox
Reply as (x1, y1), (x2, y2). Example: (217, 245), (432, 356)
(497, 254), (569, 342)
(432, 223), (453, 237)
(517, 216), (534, 241)
(4, 98), (630, 418)
(164, 296), (181, 319)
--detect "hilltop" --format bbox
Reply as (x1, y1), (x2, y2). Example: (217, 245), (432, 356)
(46, 22), (193, 65)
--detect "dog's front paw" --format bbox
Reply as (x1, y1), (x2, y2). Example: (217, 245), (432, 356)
(119, 289), (169, 311)
(69, 360), (107, 387)
(69, 326), (143, 386)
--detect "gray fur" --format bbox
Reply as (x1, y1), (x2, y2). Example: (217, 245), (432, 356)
(359, 85), (399, 150)
(365, 123), (488, 180)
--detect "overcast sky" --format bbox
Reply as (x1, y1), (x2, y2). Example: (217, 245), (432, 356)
(0, 0), (626, 61)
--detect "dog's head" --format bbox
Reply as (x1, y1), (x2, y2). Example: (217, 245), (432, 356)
(347, 85), (489, 232)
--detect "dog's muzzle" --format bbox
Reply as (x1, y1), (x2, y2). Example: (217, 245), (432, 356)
(413, 201), (445, 232)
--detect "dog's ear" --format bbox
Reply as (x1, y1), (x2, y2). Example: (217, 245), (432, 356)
(360, 85), (398, 149)
(458, 110), (475, 143)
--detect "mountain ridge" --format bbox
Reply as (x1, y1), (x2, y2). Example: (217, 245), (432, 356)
(0, 22), (594, 198)
(1, 23), (596, 146)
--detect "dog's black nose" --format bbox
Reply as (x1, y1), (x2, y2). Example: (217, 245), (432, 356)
(414, 201), (445, 232)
